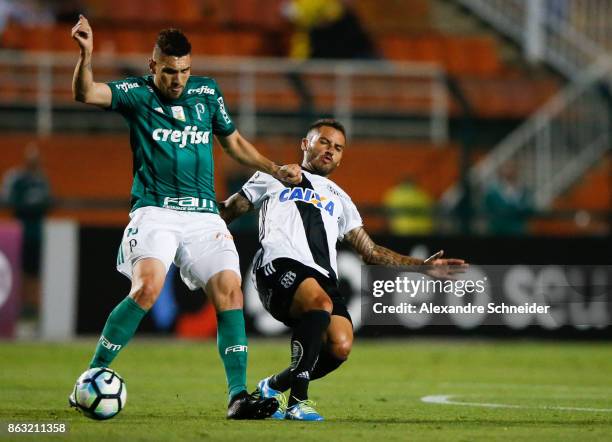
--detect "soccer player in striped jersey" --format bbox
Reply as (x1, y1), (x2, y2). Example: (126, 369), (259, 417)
(69, 15), (302, 419)
(220, 119), (466, 420)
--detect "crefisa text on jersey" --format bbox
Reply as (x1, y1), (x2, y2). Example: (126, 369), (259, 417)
(187, 85), (215, 95)
(114, 82), (139, 92)
(151, 126), (211, 148)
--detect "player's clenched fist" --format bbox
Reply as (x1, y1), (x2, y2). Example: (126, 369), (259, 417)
(71, 14), (93, 54)
(275, 164), (302, 184)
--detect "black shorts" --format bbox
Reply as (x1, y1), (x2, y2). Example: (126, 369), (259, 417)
(255, 257), (352, 327)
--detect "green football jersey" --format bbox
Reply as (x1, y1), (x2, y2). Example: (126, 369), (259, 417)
(107, 75), (236, 213)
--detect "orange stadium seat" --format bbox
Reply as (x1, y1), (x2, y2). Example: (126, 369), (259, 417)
(224, 0), (285, 30)
(21, 26), (54, 51)
(106, 0), (141, 22)
(52, 26), (76, 52)
(189, 31), (264, 56)
(468, 37), (501, 75)
(354, 0), (430, 34)
(413, 35), (446, 63)
(113, 29), (149, 54)
(380, 34), (501, 76)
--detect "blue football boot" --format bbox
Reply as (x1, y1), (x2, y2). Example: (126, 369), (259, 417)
(285, 399), (324, 421)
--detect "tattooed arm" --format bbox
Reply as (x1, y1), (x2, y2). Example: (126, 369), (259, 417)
(344, 227), (424, 266)
(218, 192), (254, 225)
(344, 227), (467, 276)
(71, 15), (112, 107)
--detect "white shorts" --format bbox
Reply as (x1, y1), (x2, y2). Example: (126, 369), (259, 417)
(116, 206), (241, 291)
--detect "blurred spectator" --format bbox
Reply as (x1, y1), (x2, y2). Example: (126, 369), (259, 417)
(49, 0), (86, 23)
(0, 0), (54, 33)
(282, 0), (378, 131)
(2, 144), (52, 318)
(283, 0), (377, 60)
(482, 160), (534, 235)
(383, 178), (434, 235)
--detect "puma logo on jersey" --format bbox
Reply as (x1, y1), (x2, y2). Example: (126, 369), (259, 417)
(187, 85), (215, 95)
(151, 126), (211, 148)
(279, 187), (335, 216)
(115, 82), (139, 92)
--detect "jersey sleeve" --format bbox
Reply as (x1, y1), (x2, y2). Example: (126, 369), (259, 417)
(212, 82), (236, 136)
(106, 78), (142, 113)
(338, 193), (363, 240)
(240, 172), (271, 209)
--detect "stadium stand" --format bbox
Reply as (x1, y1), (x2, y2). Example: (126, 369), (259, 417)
(0, 0), (606, 235)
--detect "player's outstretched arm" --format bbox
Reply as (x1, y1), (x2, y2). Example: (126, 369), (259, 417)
(71, 14), (112, 107)
(218, 192), (253, 225)
(217, 131), (302, 185)
(344, 227), (424, 266)
(344, 227), (468, 277)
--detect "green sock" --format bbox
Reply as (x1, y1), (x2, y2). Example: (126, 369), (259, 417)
(89, 296), (147, 368)
(216, 309), (248, 402)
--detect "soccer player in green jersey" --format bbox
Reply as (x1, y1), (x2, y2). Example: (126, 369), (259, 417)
(69, 15), (301, 419)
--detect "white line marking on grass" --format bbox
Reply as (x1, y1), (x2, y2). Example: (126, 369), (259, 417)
(438, 382), (612, 393)
(421, 395), (612, 413)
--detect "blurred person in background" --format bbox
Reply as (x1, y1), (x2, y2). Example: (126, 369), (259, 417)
(282, 0), (378, 131)
(2, 144), (52, 318)
(0, 0), (54, 36)
(283, 0), (377, 60)
(482, 160), (534, 235)
(383, 178), (434, 235)
(50, 0), (86, 23)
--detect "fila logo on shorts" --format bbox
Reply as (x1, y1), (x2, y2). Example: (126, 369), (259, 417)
(280, 271), (297, 288)
(225, 345), (248, 354)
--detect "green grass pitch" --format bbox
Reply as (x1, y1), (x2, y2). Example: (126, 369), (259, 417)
(1, 339), (611, 441)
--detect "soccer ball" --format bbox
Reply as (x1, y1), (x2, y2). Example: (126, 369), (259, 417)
(72, 368), (127, 420)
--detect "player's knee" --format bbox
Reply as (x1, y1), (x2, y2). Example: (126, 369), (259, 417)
(129, 280), (162, 310)
(305, 293), (333, 314)
(206, 270), (244, 311)
(330, 339), (352, 361)
(217, 286), (243, 310)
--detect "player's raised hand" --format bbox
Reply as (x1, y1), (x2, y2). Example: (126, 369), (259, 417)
(423, 250), (469, 279)
(275, 164), (302, 185)
(71, 14), (93, 54)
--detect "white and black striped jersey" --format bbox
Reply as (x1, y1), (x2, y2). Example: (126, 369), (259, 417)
(240, 169), (363, 282)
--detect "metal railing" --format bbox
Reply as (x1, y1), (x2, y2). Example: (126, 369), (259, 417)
(448, 0), (612, 209)
(0, 51), (448, 144)
(456, 0), (608, 79)
(442, 60), (612, 214)
(471, 58), (612, 208)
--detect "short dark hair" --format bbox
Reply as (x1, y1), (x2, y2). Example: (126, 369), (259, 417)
(307, 118), (346, 138)
(156, 29), (191, 56)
